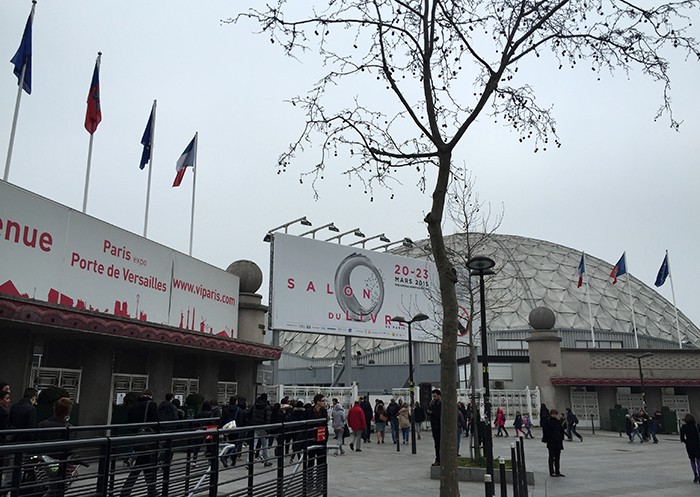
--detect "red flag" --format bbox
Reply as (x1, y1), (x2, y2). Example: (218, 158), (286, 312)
(84, 54), (102, 134)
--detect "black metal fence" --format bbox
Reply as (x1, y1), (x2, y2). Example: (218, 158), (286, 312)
(0, 418), (328, 497)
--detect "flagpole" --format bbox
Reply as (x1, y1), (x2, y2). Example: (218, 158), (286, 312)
(82, 52), (101, 214)
(623, 253), (639, 348)
(666, 250), (682, 349)
(189, 132), (198, 256)
(3, 63), (26, 182)
(4, 1), (36, 183)
(584, 253), (595, 347)
(143, 100), (157, 237)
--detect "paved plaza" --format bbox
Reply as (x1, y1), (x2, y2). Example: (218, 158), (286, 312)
(327, 428), (694, 496)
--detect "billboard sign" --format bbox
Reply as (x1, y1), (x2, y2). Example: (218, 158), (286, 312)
(0, 181), (239, 338)
(269, 233), (442, 342)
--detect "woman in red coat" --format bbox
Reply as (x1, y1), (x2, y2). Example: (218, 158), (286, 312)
(347, 400), (367, 452)
(495, 408), (509, 437)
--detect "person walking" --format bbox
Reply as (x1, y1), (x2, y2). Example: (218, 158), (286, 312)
(681, 413), (700, 483)
(8, 387), (38, 441)
(120, 390), (159, 497)
(565, 408), (583, 441)
(427, 389), (442, 466)
(542, 408), (566, 477)
(374, 401), (387, 443)
(347, 400), (366, 452)
(359, 396), (373, 443)
(386, 399), (400, 444)
(513, 411), (524, 437)
(413, 402), (425, 439)
(247, 393), (273, 466)
(539, 403), (549, 428)
(330, 399), (346, 455)
(523, 413), (534, 439)
(398, 402), (411, 445)
(495, 408), (509, 437)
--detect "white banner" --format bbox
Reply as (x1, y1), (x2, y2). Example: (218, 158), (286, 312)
(0, 182), (239, 338)
(270, 233), (441, 341)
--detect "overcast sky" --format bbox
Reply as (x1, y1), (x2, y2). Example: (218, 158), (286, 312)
(2, 1), (699, 329)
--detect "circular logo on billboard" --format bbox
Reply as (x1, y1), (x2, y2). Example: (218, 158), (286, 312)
(333, 253), (384, 321)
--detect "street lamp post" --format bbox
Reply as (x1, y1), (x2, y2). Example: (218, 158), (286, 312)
(467, 255), (496, 497)
(391, 313), (429, 455)
(626, 352), (654, 412)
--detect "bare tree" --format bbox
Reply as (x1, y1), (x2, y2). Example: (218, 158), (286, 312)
(233, 1), (699, 495)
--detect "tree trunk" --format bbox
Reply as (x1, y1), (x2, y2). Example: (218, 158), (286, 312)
(426, 151), (459, 497)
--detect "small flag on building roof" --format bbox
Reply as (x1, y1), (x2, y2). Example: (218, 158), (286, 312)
(10, 7), (34, 95)
(654, 254), (669, 287)
(173, 134), (197, 187)
(610, 252), (627, 284)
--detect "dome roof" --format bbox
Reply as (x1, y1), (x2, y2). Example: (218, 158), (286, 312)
(279, 233), (699, 357)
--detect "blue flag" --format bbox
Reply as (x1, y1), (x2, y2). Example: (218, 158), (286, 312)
(10, 9), (33, 95)
(139, 103), (155, 170)
(654, 254), (669, 287)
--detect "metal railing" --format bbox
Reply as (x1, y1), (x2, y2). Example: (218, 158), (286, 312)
(0, 418), (328, 497)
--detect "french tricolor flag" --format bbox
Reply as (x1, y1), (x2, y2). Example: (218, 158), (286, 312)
(577, 253), (585, 288)
(173, 134), (197, 187)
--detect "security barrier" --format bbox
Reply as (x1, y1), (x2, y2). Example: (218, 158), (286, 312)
(0, 418), (328, 497)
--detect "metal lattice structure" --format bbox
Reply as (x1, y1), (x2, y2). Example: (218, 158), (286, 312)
(279, 233), (699, 358)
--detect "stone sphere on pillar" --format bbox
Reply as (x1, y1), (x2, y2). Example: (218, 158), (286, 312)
(528, 306), (556, 330)
(226, 260), (263, 294)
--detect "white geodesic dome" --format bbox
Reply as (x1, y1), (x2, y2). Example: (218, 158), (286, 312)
(279, 233), (699, 358)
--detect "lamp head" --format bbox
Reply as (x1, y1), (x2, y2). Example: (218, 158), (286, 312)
(328, 223), (340, 233)
(300, 217), (312, 227)
(466, 256), (496, 272)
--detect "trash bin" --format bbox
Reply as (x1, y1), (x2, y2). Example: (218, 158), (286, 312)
(661, 408), (678, 434)
(609, 406), (629, 433)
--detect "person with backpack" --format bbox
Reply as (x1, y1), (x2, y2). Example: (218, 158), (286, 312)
(219, 396), (243, 467)
(565, 408), (583, 442)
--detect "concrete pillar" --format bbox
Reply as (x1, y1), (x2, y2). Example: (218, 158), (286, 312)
(146, 349), (174, 401)
(526, 307), (568, 412)
(197, 355), (220, 402)
(236, 358), (258, 403)
(0, 328), (33, 395)
(226, 261), (268, 344)
(80, 342), (114, 425)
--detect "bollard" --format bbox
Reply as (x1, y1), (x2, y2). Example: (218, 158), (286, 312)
(591, 413), (596, 435)
(518, 436), (528, 497)
(510, 444), (519, 497)
(484, 474), (493, 497)
(499, 457), (507, 497)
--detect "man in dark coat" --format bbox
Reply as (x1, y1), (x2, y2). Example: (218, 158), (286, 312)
(359, 396), (373, 443)
(247, 393), (272, 466)
(120, 390), (159, 497)
(8, 387), (38, 442)
(427, 389), (442, 466)
(385, 399), (400, 444)
(542, 408), (566, 477)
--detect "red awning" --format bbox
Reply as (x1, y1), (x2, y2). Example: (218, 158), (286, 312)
(0, 295), (281, 360)
(550, 377), (700, 387)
